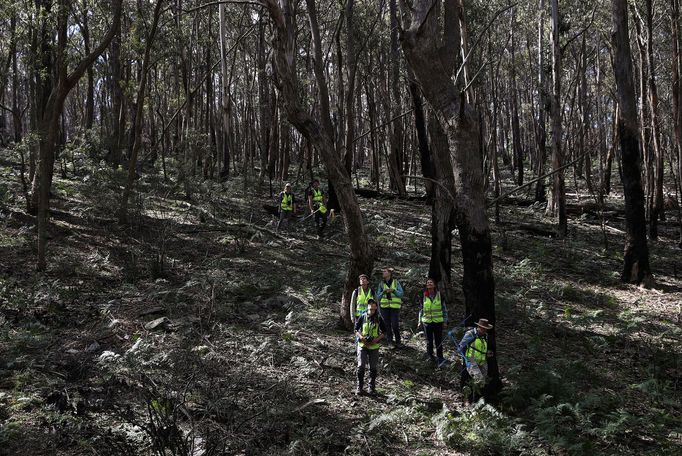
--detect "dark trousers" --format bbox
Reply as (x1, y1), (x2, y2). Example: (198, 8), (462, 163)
(380, 307), (401, 345)
(425, 322), (444, 360)
(314, 210), (328, 235)
(277, 210), (293, 231)
(357, 347), (379, 390)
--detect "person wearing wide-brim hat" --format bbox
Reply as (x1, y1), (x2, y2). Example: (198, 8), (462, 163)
(457, 318), (494, 402)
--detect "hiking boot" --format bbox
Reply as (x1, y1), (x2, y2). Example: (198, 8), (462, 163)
(369, 372), (377, 395)
(355, 386), (365, 396)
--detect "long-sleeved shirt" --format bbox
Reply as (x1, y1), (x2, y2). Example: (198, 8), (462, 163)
(375, 278), (404, 300)
(417, 290), (448, 323)
(457, 328), (487, 359)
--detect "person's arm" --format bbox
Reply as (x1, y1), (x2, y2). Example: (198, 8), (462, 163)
(394, 280), (404, 298)
(416, 294), (423, 326)
(375, 283), (384, 299)
(308, 192), (314, 212)
(458, 330), (474, 357)
(442, 295), (448, 324)
(349, 289), (358, 324)
(374, 318), (387, 344)
(354, 315), (364, 338)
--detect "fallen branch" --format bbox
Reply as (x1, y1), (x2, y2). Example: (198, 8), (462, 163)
(487, 151), (589, 207)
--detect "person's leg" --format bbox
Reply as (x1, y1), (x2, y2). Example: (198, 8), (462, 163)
(434, 323), (444, 361)
(380, 307), (393, 344)
(368, 350), (379, 394)
(425, 323), (434, 358)
(461, 364), (474, 403)
(356, 346), (367, 394)
(277, 211), (285, 231)
(319, 211), (327, 234)
(392, 308), (401, 346)
(315, 212), (324, 236)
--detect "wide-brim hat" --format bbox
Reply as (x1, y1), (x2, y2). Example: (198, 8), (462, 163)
(358, 274), (369, 280)
(475, 318), (493, 329)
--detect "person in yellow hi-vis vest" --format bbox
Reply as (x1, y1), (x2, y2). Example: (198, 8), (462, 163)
(307, 179), (328, 238)
(354, 298), (386, 395)
(417, 277), (449, 367)
(458, 318), (494, 402)
(376, 267), (404, 348)
(277, 183), (296, 232)
(349, 274), (374, 325)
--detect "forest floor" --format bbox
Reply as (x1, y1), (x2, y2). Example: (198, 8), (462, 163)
(0, 157), (681, 455)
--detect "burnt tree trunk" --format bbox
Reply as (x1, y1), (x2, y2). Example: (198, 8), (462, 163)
(611, 0), (653, 285)
(400, 0), (499, 391)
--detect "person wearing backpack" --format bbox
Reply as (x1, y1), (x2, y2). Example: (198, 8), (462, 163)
(277, 183), (296, 232)
(457, 318), (494, 402)
(307, 178), (328, 238)
(417, 277), (448, 367)
(376, 267), (404, 348)
(349, 273), (374, 325)
(354, 298), (386, 395)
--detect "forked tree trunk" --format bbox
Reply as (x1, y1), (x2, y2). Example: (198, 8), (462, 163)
(400, 0), (499, 391)
(35, 0), (122, 270)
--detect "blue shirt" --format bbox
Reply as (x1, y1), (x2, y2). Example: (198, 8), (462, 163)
(457, 327), (487, 359)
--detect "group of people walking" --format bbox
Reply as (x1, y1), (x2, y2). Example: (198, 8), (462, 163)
(274, 181), (494, 401)
(276, 180), (328, 237)
(350, 268), (494, 401)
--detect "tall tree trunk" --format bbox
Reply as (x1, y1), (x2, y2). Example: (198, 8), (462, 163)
(118, 0), (163, 223)
(672, 0), (682, 247)
(645, 0), (665, 238)
(547, 0), (567, 236)
(409, 74), (434, 201)
(510, 9), (523, 186)
(109, 26), (124, 168)
(427, 110), (456, 301)
(343, 0), (357, 174)
(82, 1), (95, 130)
(535, 0), (547, 202)
(36, 0), (122, 270)
(219, 3), (231, 180)
(265, 0), (373, 329)
(257, 20), (270, 180)
(388, 0), (407, 196)
(611, 0), (653, 285)
(400, 0), (499, 392)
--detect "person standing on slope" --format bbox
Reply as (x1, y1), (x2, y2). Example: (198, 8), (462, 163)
(417, 277), (448, 367)
(354, 298), (386, 395)
(376, 267), (404, 349)
(349, 274), (374, 325)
